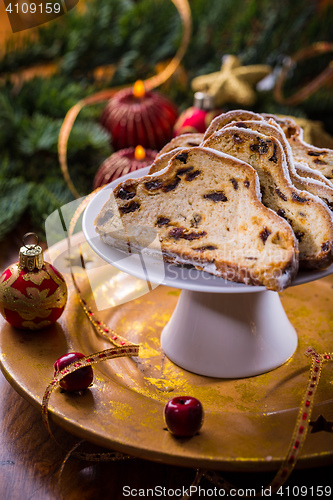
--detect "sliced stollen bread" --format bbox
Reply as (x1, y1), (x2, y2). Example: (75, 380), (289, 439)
(265, 114), (333, 186)
(157, 133), (204, 157)
(203, 128), (333, 269)
(95, 147), (298, 291)
(222, 119), (333, 210)
(262, 114), (333, 182)
(148, 148), (185, 175)
(148, 134), (204, 175)
(294, 163), (333, 187)
(203, 109), (263, 141)
(261, 113), (301, 138)
(289, 134), (333, 181)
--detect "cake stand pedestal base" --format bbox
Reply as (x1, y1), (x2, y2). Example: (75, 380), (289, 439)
(161, 289), (297, 378)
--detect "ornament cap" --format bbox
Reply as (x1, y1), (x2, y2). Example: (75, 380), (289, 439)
(19, 233), (44, 271)
(193, 92), (215, 110)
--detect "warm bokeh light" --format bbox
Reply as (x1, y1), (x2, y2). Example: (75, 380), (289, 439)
(134, 145), (146, 160)
(133, 80), (146, 98)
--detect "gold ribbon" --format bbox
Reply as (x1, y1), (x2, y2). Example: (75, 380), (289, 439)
(274, 42), (333, 106)
(204, 347), (333, 496)
(42, 344), (139, 461)
(58, 0), (192, 199)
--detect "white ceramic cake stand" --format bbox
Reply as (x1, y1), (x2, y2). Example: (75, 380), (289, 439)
(83, 168), (333, 379)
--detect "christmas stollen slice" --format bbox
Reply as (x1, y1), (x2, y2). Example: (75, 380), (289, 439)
(149, 110), (264, 176)
(156, 133), (204, 158)
(206, 110), (332, 186)
(221, 119), (333, 210)
(148, 147), (185, 175)
(203, 109), (263, 141)
(203, 128), (333, 269)
(95, 147), (298, 292)
(149, 134), (204, 174)
(262, 114), (333, 182)
(294, 162), (333, 187)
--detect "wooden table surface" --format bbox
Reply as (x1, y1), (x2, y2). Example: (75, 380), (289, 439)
(0, 229), (332, 500)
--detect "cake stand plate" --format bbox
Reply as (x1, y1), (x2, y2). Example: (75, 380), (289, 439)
(1, 235), (333, 471)
(83, 169), (333, 378)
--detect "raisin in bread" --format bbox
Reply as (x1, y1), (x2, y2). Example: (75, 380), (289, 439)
(148, 148), (185, 175)
(157, 133), (204, 157)
(222, 119), (333, 210)
(203, 110), (263, 141)
(203, 128), (333, 269)
(262, 114), (333, 182)
(95, 147), (298, 292)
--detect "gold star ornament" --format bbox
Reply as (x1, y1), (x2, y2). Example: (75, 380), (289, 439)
(191, 55), (271, 107)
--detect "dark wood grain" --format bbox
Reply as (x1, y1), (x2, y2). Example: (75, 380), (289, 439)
(0, 231), (332, 499)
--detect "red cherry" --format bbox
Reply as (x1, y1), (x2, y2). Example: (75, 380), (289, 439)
(164, 396), (204, 437)
(54, 352), (93, 392)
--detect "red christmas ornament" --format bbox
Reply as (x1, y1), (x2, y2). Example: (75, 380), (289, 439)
(93, 145), (157, 189)
(0, 233), (68, 330)
(173, 92), (222, 136)
(101, 80), (178, 151)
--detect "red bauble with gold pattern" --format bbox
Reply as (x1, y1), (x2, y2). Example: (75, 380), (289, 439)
(101, 80), (178, 151)
(0, 234), (68, 330)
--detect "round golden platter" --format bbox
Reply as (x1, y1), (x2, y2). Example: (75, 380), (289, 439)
(0, 235), (333, 472)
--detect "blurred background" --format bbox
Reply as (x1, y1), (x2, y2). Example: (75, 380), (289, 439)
(0, 0), (333, 242)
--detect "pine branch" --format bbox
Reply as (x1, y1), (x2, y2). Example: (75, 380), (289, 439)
(0, 180), (33, 239)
